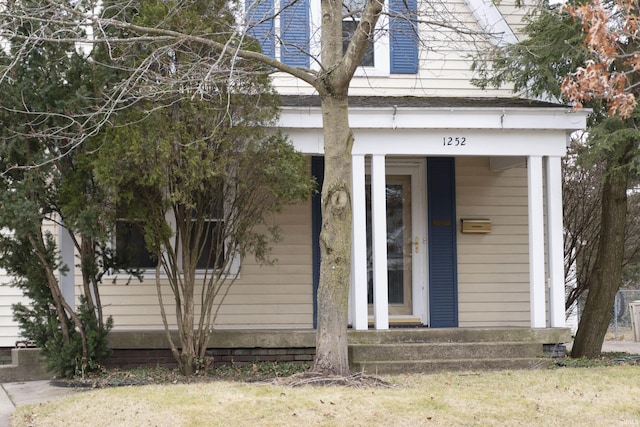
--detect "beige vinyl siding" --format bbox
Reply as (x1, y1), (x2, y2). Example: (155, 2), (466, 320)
(455, 157), (530, 327)
(0, 271), (29, 347)
(101, 201), (313, 331)
(273, 0), (528, 98)
(0, 227), (33, 347)
(1, 220), (63, 347)
(498, 0), (534, 33)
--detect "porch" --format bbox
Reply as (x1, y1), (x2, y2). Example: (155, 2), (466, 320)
(281, 96), (589, 332)
(103, 327), (571, 373)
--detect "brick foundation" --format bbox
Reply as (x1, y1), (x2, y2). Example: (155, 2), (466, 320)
(104, 349), (178, 369)
(104, 347), (315, 369)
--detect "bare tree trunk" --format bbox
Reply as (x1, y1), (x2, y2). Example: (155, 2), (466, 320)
(176, 212), (197, 376)
(312, 93), (354, 376)
(156, 265), (183, 366)
(28, 233), (90, 368)
(70, 232), (104, 326)
(79, 239), (96, 313)
(28, 234), (72, 345)
(180, 268), (196, 376)
(571, 145), (632, 358)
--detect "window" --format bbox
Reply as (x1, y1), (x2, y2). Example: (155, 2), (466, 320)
(246, 0), (417, 75)
(245, 0), (310, 67)
(342, 20), (374, 67)
(112, 186), (232, 274)
(190, 199), (225, 271)
(115, 219), (157, 270)
(342, 0), (374, 67)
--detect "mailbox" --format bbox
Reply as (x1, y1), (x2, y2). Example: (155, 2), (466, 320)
(461, 219), (491, 234)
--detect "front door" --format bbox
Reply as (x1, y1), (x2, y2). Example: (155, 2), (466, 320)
(311, 157), (428, 327)
(366, 175), (413, 315)
(365, 160), (427, 322)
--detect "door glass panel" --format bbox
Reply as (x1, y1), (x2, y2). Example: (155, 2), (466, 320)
(366, 175), (412, 315)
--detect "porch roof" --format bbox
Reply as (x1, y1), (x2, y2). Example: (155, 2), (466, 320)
(278, 95), (589, 134)
(280, 95), (569, 110)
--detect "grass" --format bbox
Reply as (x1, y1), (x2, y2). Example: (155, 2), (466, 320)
(13, 364), (640, 427)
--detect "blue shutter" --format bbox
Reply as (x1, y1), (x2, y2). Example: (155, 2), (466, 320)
(311, 156), (324, 329)
(427, 157), (458, 328)
(389, 0), (418, 74)
(281, 0), (310, 67)
(246, 0), (276, 58)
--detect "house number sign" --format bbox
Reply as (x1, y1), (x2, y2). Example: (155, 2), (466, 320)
(443, 136), (467, 146)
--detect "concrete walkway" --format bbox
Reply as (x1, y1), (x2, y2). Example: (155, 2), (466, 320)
(0, 381), (86, 427)
(0, 340), (639, 427)
(600, 340), (640, 355)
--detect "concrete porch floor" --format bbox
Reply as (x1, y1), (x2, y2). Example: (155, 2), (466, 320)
(107, 326), (573, 349)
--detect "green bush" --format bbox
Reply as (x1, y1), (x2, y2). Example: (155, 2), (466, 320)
(13, 295), (112, 378)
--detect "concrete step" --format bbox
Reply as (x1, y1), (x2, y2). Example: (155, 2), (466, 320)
(349, 342), (543, 362)
(348, 328), (571, 345)
(0, 349), (12, 366)
(0, 349), (50, 382)
(351, 357), (554, 375)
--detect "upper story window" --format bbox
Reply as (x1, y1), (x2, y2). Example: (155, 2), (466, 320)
(341, 21), (374, 67)
(342, 0), (375, 67)
(245, 0), (418, 75)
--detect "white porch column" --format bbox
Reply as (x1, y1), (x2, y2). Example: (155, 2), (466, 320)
(546, 156), (566, 327)
(371, 155), (389, 330)
(528, 156), (546, 328)
(351, 154), (369, 330)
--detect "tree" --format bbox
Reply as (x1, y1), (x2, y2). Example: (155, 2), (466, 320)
(559, 0), (640, 357)
(87, 0), (313, 377)
(563, 140), (640, 311)
(0, 40), (120, 376)
(0, 0), (485, 376)
(473, 0), (640, 357)
(562, 139), (603, 311)
(94, 93), (312, 377)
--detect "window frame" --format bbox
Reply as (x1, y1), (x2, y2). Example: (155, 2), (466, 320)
(109, 202), (240, 280)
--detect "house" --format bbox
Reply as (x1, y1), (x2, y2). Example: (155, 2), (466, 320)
(1, 0), (587, 372)
(0, 229), (32, 349)
(0, 267), (26, 348)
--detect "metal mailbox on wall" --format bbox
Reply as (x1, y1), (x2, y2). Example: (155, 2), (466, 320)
(460, 219), (491, 234)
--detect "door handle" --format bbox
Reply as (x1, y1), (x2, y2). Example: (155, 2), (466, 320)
(414, 237), (419, 253)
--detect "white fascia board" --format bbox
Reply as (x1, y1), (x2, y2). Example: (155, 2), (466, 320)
(285, 128), (570, 157)
(279, 105), (589, 132)
(464, 0), (518, 47)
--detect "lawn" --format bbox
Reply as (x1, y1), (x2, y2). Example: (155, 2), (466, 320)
(14, 366), (640, 426)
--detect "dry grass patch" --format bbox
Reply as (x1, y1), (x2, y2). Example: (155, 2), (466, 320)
(13, 366), (640, 427)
